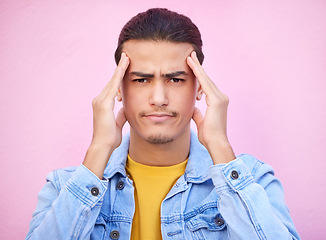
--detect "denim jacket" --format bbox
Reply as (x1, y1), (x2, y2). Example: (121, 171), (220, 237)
(26, 131), (300, 240)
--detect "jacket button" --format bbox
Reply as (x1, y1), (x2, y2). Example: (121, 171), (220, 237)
(110, 230), (120, 239)
(231, 170), (239, 179)
(90, 187), (99, 196)
(116, 181), (125, 190)
(215, 217), (225, 226)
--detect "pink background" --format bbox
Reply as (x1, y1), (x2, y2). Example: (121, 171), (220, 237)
(1, 0), (325, 239)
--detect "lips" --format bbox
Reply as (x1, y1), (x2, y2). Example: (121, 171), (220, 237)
(142, 112), (177, 122)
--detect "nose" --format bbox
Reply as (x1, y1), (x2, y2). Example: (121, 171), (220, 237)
(149, 82), (168, 108)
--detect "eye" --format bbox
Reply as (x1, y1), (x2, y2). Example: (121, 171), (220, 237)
(133, 78), (148, 83)
(169, 78), (184, 83)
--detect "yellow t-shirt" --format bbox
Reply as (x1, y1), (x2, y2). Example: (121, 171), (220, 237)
(125, 155), (187, 240)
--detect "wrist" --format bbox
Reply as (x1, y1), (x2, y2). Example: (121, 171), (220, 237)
(83, 144), (115, 179)
(206, 139), (235, 165)
(88, 143), (115, 156)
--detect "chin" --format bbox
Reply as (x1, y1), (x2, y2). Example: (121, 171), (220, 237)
(131, 122), (190, 144)
(146, 134), (174, 144)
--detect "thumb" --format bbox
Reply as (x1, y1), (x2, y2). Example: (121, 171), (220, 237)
(192, 107), (204, 129)
(116, 108), (127, 130)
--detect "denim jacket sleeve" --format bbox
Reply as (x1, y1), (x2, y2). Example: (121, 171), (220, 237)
(25, 164), (108, 240)
(209, 154), (300, 239)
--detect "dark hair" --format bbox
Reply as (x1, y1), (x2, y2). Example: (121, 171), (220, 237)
(114, 8), (204, 65)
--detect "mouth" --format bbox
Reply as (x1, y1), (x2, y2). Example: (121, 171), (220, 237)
(142, 112), (177, 123)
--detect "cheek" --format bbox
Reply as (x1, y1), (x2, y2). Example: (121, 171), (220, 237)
(121, 85), (144, 116)
(172, 87), (197, 113)
(120, 80), (129, 100)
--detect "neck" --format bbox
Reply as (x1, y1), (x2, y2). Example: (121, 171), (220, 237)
(128, 127), (191, 166)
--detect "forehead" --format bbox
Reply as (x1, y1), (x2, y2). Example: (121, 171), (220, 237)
(122, 40), (194, 73)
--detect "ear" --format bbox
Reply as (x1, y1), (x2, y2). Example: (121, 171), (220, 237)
(117, 88), (122, 102)
(196, 82), (203, 101)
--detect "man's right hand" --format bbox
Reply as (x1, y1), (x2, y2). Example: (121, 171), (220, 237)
(83, 53), (129, 179)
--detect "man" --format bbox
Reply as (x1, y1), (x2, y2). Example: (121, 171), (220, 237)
(26, 8), (300, 240)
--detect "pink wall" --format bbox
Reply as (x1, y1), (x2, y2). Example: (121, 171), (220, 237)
(1, 0), (325, 239)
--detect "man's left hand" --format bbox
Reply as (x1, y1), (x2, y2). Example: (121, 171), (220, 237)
(187, 51), (236, 164)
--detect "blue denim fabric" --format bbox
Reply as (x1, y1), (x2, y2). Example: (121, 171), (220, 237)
(26, 131), (300, 239)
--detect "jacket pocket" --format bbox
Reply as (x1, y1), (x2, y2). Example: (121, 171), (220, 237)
(185, 206), (227, 240)
(90, 215), (106, 240)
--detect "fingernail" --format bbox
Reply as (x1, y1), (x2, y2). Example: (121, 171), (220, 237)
(122, 52), (128, 59)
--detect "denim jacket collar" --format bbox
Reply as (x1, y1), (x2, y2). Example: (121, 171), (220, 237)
(103, 130), (214, 183)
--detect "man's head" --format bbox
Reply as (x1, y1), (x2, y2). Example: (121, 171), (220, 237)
(116, 9), (203, 145)
(114, 8), (204, 65)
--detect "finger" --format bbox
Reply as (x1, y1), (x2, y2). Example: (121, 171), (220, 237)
(101, 52), (130, 97)
(116, 108), (127, 130)
(112, 52), (130, 84)
(187, 52), (211, 86)
(187, 52), (222, 97)
(191, 51), (201, 65)
(192, 107), (204, 129)
(189, 51), (207, 77)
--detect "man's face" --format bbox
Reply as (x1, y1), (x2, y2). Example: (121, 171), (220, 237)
(120, 40), (200, 144)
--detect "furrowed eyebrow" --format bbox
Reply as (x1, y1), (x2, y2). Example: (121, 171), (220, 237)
(162, 71), (188, 78)
(130, 72), (154, 78)
(130, 71), (188, 78)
